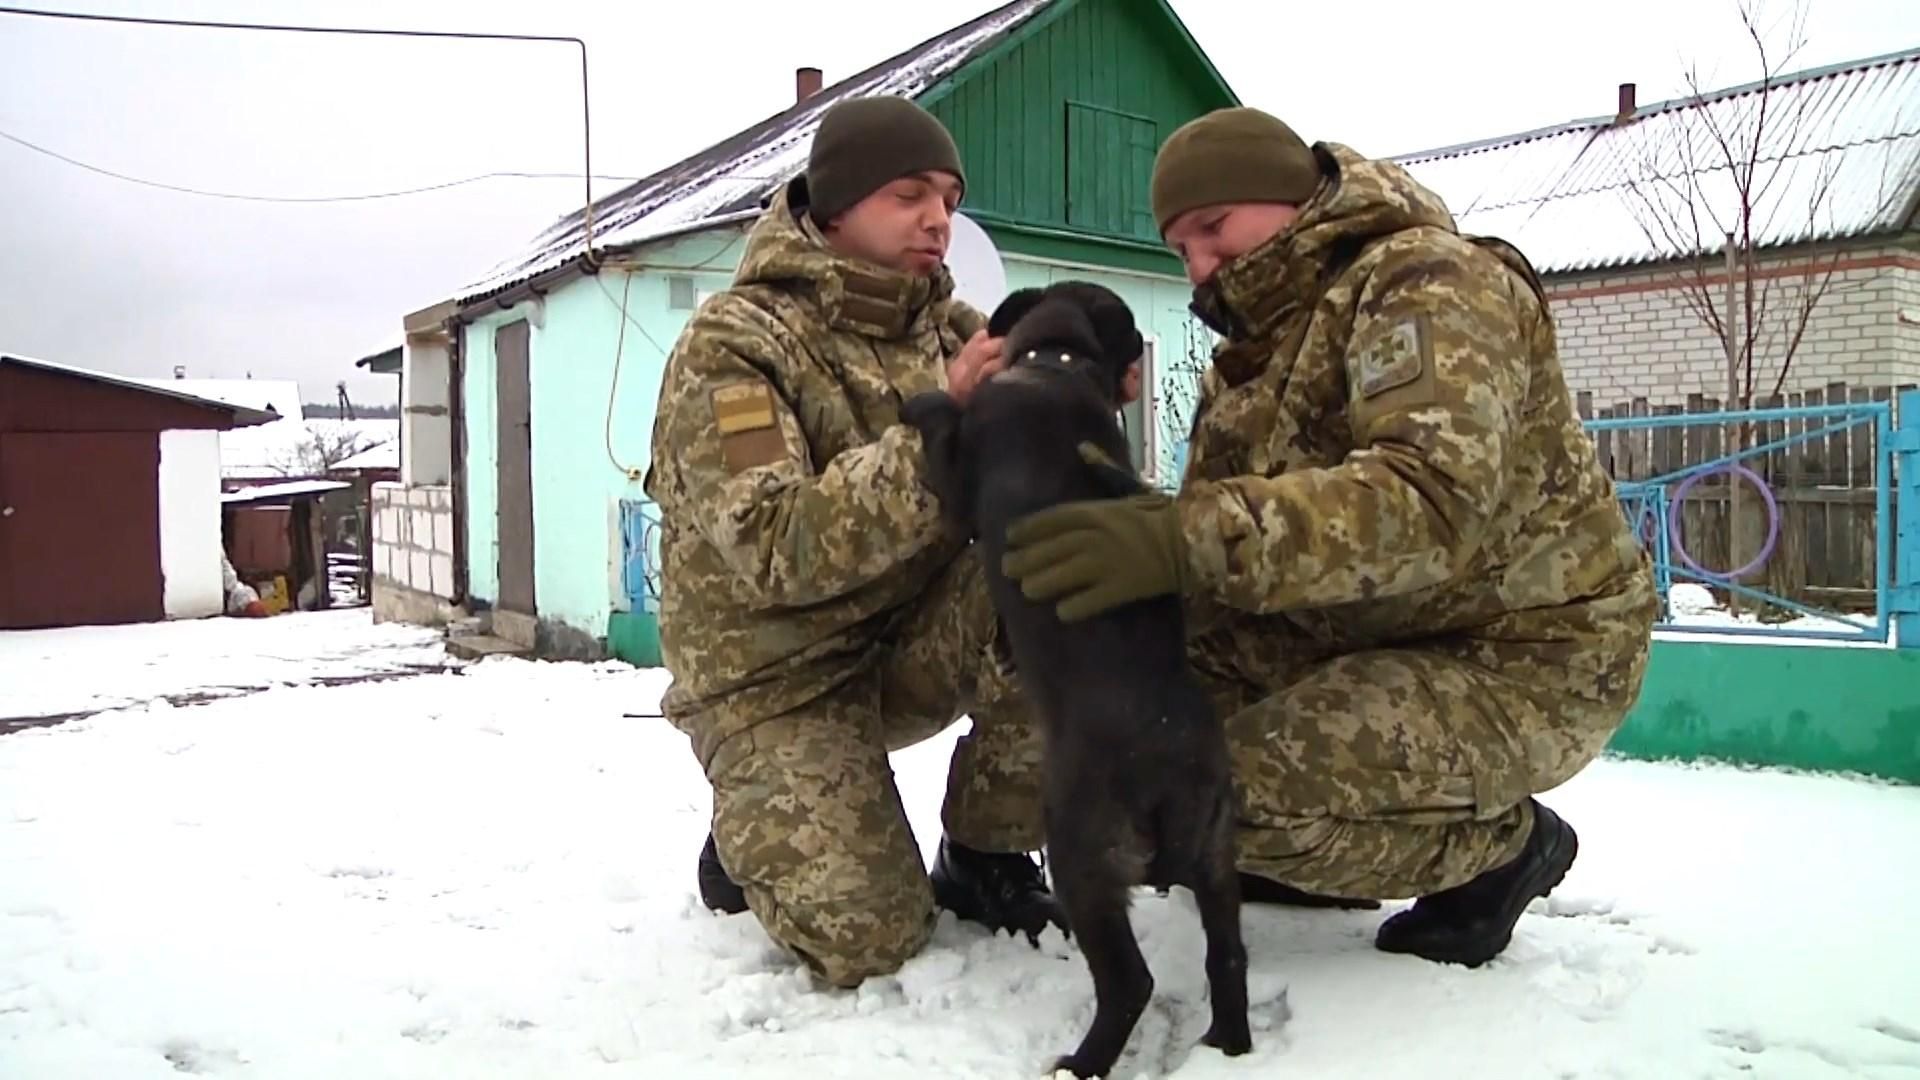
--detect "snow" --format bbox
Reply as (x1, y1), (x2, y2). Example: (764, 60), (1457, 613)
(3, 611), (1919, 1079)
(1655, 582), (1897, 647)
(0, 609), (454, 723)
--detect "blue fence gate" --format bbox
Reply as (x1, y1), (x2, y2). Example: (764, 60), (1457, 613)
(1582, 387), (1918, 648)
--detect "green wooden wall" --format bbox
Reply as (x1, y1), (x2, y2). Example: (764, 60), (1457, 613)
(924, 0), (1231, 248)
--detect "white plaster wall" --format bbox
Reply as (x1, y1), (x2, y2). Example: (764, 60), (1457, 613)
(158, 429), (224, 618)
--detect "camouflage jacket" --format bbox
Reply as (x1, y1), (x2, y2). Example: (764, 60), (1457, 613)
(1177, 143), (1655, 668)
(643, 180), (984, 761)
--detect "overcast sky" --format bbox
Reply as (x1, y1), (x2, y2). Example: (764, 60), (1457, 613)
(1, 0), (1912, 407)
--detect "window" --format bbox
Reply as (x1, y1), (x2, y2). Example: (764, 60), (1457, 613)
(1064, 102), (1158, 241)
(1117, 336), (1160, 484)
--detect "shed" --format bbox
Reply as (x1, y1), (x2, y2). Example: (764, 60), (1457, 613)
(0, 353), (277, 628)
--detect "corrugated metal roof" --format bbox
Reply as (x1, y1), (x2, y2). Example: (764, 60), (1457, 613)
(1394, 46), (1920, 274)
(456, 0), (1055, 306)
(1, 353), (281, 427)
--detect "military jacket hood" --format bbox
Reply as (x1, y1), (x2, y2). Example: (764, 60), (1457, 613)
(729, 177), (961, 342)
(1192, 143), (1460, 382)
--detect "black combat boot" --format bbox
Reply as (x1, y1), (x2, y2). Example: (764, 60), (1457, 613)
(1239, 872), (1381, 910)
(930, 836), (1066, 944)
(696, 832), (749, 915)
(1373, 798), (1578, 967)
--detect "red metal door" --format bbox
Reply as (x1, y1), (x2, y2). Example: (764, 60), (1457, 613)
(0, 432), (164, 628)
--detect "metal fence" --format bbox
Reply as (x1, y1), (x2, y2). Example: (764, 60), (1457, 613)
(618, 498), (663, 614)
(1582, 388), (1919, 646)
(614, 391), (1920, 648)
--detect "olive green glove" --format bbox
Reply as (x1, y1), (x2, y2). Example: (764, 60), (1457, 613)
(999, 444), (1192, 623)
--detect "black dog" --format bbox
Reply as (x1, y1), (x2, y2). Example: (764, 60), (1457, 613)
(900, 283), (1250, 1079)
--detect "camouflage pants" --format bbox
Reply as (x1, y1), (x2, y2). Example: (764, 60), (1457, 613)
(1194, 589), (1652, 899)
(702, 549), (1043, 988)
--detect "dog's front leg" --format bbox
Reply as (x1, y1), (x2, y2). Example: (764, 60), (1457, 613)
(898, 390), (971, 537)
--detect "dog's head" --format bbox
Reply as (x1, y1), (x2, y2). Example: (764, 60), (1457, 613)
(987, 281), (1144, 409)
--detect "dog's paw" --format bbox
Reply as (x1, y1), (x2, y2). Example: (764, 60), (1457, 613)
(1201, 1022), (1253, 1057)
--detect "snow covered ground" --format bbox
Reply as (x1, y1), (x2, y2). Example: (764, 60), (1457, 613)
(0, 609), (456, 724)
(3, 611), (1918, 1079)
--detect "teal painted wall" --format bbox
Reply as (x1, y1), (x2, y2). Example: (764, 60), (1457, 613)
(460, 227), (746, 642)
(925, 0), (1232, 245)
(1609, 639), (1920, 784)
(459, 228), (1201, 650)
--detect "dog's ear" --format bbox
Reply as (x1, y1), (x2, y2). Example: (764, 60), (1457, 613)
(986, 287), (1047, 339)
(899, 391), (973, 537)
(1085, 295), (1145, 370)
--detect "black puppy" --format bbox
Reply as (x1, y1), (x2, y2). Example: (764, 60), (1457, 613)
(900, 282), (1251, 1079)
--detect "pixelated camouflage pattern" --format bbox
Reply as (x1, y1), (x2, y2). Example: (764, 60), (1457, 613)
(704, 549), (1044, 987)
(1172, 143), (1658, 895)
(644, 179), (989, 763)
(646, 180), (1044, 984)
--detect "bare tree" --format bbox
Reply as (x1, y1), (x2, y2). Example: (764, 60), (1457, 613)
(1150, 313), (1213, 485)
(1616, 0), (1911, 611)
(1618, 0), (1904, 409)
(272, 423), (386, 477)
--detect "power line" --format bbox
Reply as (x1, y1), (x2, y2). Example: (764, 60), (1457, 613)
(0, 127), (640, 203)
(0, 5), (600, 249)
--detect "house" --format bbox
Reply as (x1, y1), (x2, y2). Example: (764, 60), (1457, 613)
(373, 0), (1240, 661)
(0, 353), (277, 629)
(1394, 46), (1920, 407)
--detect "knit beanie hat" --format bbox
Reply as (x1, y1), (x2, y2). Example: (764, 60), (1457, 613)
(805, 96), (966, 223)
(1150, 107), (1322, 234)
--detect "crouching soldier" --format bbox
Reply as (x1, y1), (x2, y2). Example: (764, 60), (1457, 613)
(643, 96), (1063, 989)
(1000, 107), (1660, 967)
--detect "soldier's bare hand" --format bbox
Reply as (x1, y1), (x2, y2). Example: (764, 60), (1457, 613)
(946, 330), (1005, 407)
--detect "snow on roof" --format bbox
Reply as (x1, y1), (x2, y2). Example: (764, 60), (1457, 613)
(1, 354), (281, 427)
(331, 439), (398, 472)
(455, 0), (1054, 305)
(222, 479), (352, 503)
(221, 418), (399, 481)
(135, 377), (305, 423)
(1394, 46), (1920, 275)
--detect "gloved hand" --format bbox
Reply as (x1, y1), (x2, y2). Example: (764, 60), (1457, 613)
(1000, 443), (1191, 622)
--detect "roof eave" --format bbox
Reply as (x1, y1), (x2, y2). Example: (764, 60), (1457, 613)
(450, 210), (759, 323)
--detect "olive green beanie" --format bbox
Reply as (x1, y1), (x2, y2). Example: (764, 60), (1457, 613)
(1150, 107), (1322, 234)
(805, 96), (966, 223)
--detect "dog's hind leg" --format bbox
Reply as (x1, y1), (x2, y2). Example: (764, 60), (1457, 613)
(1191, 802), (1252, 1057)
(1049, 863), (1153, 1079)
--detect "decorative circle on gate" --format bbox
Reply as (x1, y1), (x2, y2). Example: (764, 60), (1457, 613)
(1665, 462), (1781, 582)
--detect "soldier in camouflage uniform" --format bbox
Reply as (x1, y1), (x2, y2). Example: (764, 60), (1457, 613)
(643, 97), (1061, 988)
(999, 107), (1659, 968)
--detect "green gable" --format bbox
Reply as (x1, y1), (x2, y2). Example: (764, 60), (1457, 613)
(919, 0), (1238, 275)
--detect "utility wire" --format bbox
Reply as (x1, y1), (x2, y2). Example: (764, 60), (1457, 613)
(0, 127), (641, 203)
(0, 4), (599, 246)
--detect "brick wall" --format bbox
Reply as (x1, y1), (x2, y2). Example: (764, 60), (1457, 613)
(369, 481), (459, 626)
(1546, 240), (1920, 403)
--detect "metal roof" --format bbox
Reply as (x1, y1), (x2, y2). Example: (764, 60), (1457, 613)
(1394, 46), (1920, 274)
(455, 0), (1054, 306)
(1, 353), (281, 427)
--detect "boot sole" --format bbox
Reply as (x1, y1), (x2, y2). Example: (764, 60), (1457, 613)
(1418, 812), (1579, 969)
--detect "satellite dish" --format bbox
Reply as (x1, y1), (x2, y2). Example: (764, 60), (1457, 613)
(947, 211), (1008, 315)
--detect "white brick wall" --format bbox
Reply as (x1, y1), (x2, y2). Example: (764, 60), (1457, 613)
(1547, 241), (1920, 406)
(370, 482), (457, 601)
